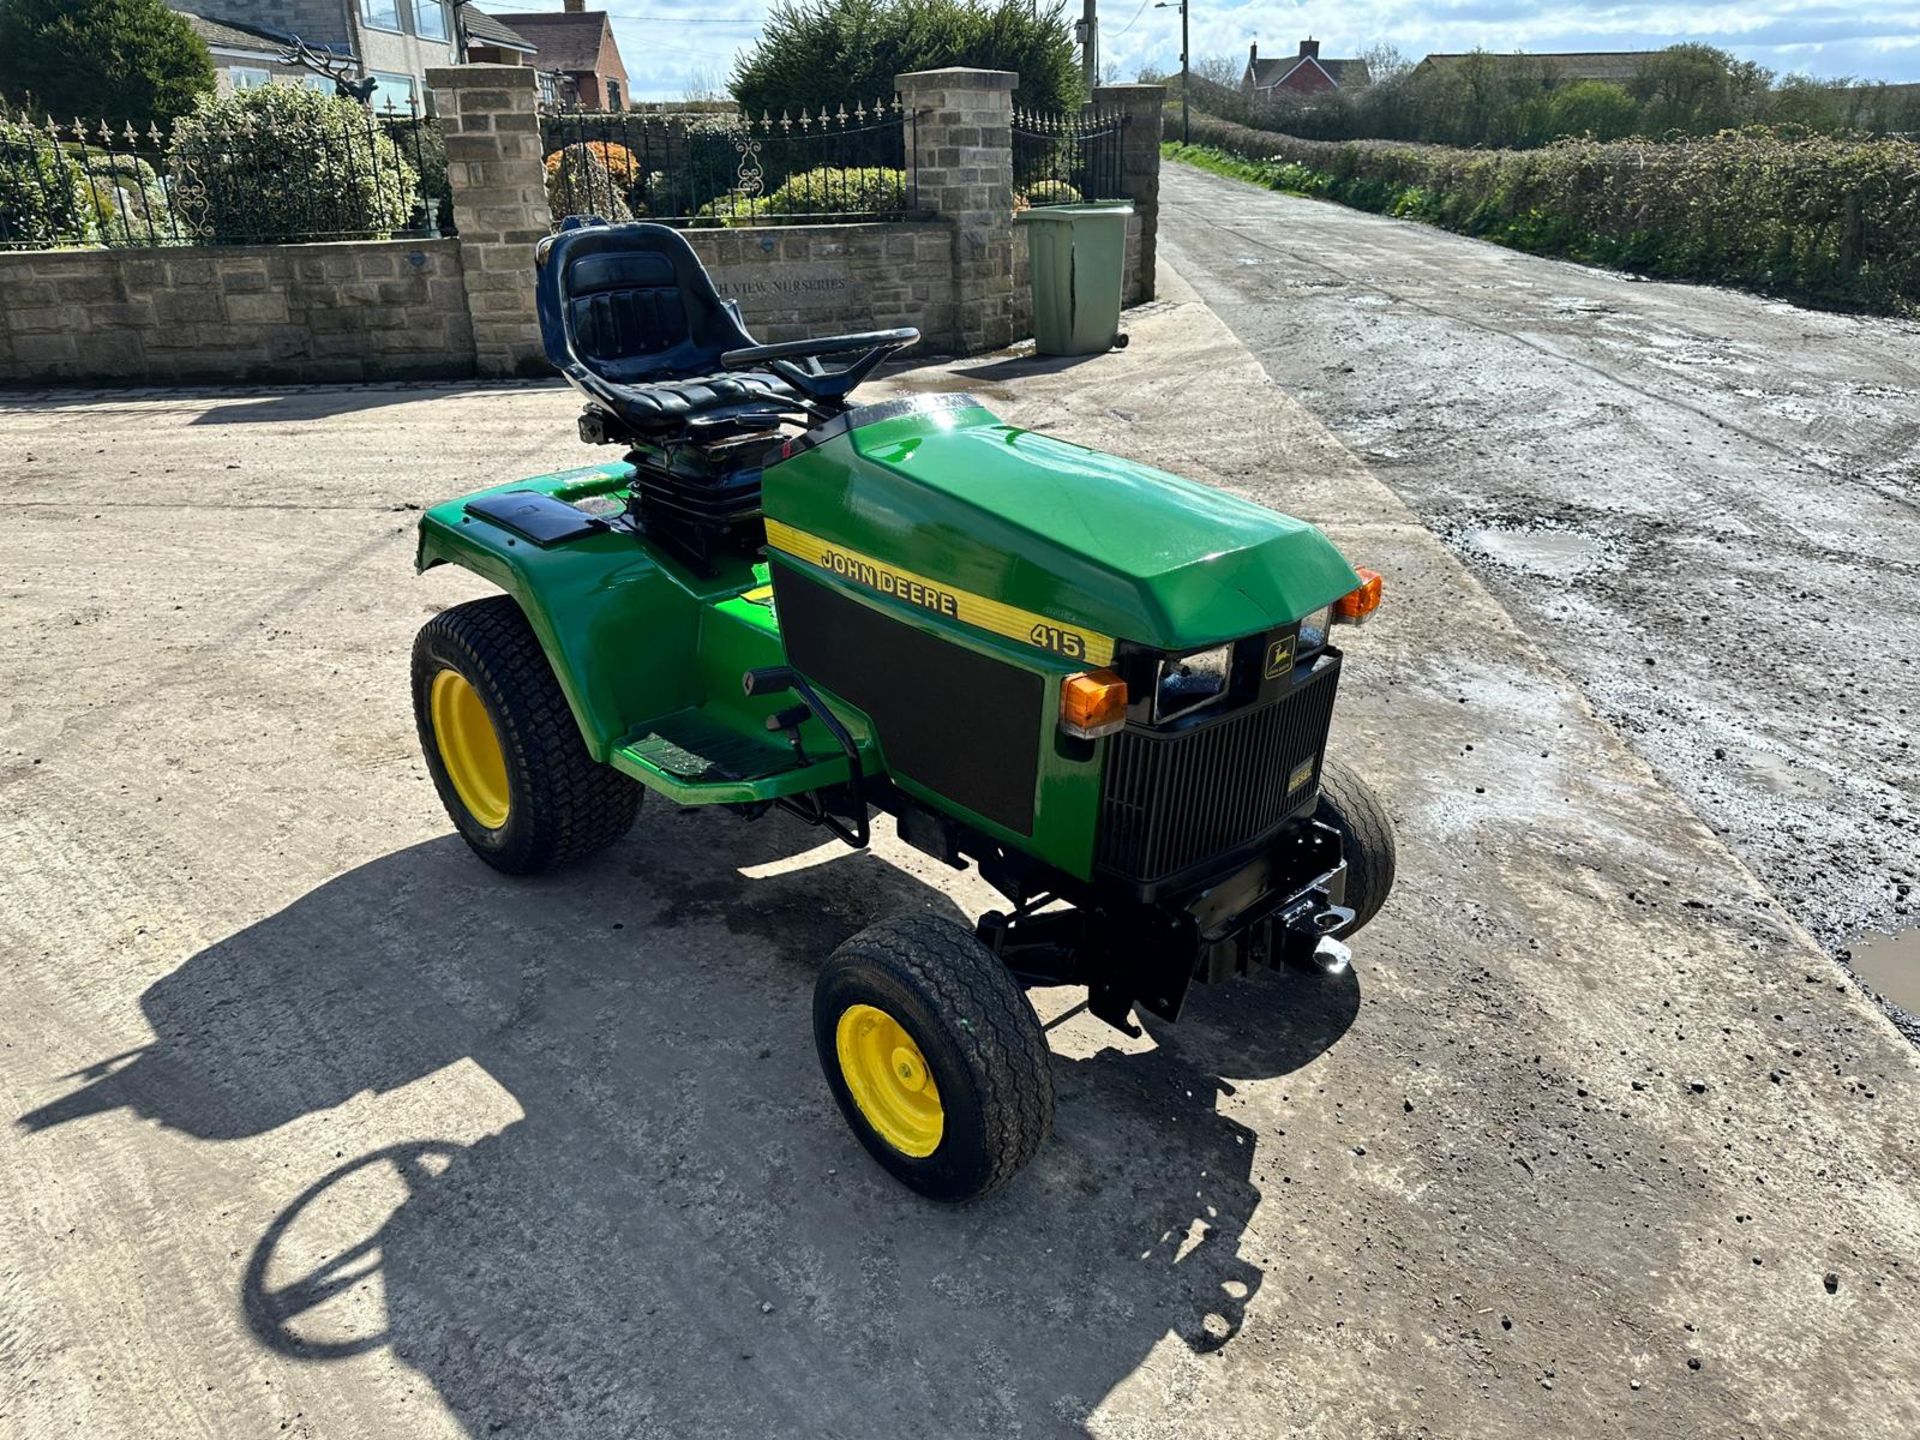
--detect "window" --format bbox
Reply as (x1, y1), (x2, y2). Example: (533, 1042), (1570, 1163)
(536, 72), (557, 106)
(359, 0), (402, 32)
(230, 66), (272, 90)
(368, 71), (417, 113)
(605, 78), (622, 110)
(303, 74), (336, 95)
(412, 0), (448, 41)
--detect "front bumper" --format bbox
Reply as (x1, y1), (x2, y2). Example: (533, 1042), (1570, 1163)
(1185, 819), (1350, 983)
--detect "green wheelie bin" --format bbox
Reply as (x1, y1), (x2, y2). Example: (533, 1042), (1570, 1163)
(1016, 200), (1133, 356)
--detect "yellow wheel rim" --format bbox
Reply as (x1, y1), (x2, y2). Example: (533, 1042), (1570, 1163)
(429, 668), (511, 830)
(836, 1003), (944, 1158)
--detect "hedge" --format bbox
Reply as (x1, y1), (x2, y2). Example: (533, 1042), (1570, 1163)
(1169, 112), (1920, 313)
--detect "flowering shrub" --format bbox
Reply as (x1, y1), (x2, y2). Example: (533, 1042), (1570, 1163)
(543, 140), (641, 188)
(1170, 114), (1920, 312)
(544, 143), (633, 223)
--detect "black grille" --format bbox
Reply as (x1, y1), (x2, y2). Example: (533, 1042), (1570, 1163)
(1097, 659), (1340, 887)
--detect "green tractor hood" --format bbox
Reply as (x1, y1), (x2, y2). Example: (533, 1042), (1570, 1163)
(762, 398), (1360, 658)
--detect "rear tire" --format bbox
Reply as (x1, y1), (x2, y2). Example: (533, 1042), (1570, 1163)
(412, 596), (640, 875)
(814, 914), (1053, 1202)
(1316, 757), (1396, 938)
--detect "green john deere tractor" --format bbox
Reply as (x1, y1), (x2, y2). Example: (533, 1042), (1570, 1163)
(411, 220), (1395, 1201)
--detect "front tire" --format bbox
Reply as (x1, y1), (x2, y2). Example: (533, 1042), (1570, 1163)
(814, 914), (1053, 1202)
(1316, 756), (1396, 938)
(412, 596), (640, 875)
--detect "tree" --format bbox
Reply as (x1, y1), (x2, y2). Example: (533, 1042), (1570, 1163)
(1765, 73), (1847, 134)
(0, 0), (214, 130)
(1192, 54), (1243, 91)
(1356, 43), (1413, 86)
(732, 0), (1081, 118)
(1630, 43), (1769, 134)
(1548, 80), (1641, 141)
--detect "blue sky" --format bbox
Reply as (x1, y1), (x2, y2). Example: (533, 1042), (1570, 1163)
(473, 1), (1920, 101)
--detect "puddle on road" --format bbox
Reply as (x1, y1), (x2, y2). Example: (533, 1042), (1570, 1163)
(1850, 929), (1920, 1015)
(1743, 749), (1837, 799)
(1465, 526), (1610, 579)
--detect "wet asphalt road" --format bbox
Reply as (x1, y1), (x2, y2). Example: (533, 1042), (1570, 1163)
(1159, 161), (1920, 1033)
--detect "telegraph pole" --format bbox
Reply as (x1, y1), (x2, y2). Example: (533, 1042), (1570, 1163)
(1153, 0), (1189, 143)
(1079, 0), (1098, 90)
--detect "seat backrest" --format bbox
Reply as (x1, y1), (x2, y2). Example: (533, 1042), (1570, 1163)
(535, 220), (754, 386)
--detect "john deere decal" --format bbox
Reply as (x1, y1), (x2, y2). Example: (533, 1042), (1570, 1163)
(765, 520), (1116, 665)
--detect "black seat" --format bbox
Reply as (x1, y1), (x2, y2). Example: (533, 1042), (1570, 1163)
(535, 220), (803, 438)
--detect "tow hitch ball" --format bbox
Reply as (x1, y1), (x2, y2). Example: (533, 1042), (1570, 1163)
(1279, 895), (1356, 977)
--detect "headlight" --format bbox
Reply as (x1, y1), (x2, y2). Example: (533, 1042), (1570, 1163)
(1297, 604), (1333, 655)
(1153, 642), (1232, 723)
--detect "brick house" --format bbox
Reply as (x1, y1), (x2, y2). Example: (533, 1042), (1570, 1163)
(1242, 39), (1372, 98)
(166, 1), (461, 112)
(490, 0), (630, 110)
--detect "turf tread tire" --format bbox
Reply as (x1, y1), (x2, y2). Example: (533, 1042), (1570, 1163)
(815, 913), (1053, 1202)
(413, 596), (639, 875)
(1316, 756), (1396, 938)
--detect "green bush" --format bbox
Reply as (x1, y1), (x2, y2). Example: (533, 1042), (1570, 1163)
(167, 85), (418, 244)
(1017, 178), (1081, 207)
(1167, 120), (1920, 313)
(693, 164), (907, 225)
(1548, 82), (1641, 142)
(82, 151), (175, 244)
(0, 115), (97, 246)
(764, 164), (905, 214)
(384, 115), (451, 231)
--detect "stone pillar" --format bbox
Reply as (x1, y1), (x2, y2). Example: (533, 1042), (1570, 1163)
(1093, 83), (1164, 304)
(427, 64), (552, 378)
(896, 67), (1018, 355)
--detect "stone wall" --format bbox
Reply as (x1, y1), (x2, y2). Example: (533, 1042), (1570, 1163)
(685, 222), (954, 346)
(0, 240), (472, 385)
(0, 68), (1161, 385)
(428, 64), (551, 377)
(896, 68), (1019, 354)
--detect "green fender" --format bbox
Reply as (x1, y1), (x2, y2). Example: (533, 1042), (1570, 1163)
(414, 462), (707, 761)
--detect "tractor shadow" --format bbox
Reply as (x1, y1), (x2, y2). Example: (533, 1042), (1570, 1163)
(20, 808), (1358, 1437)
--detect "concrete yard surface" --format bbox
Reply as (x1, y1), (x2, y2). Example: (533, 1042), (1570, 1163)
(3, 264), (1918, 1438)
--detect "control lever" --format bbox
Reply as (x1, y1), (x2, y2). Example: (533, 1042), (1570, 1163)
(739, 665), (870, 850)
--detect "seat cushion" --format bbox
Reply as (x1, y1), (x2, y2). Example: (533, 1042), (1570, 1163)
(566, 250), (688, 365)
(598, 371), (800, 432)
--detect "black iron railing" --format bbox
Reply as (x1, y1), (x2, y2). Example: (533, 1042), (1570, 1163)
(540, 101), (920, 227)
(1012, 105), (1128, 206)
(0, 100), (449, 251)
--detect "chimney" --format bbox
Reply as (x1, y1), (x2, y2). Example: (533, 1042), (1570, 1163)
(563, 0), (584, 11)
(1248, 43), (1257, 67)
(1300, 38), (1320, 59)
